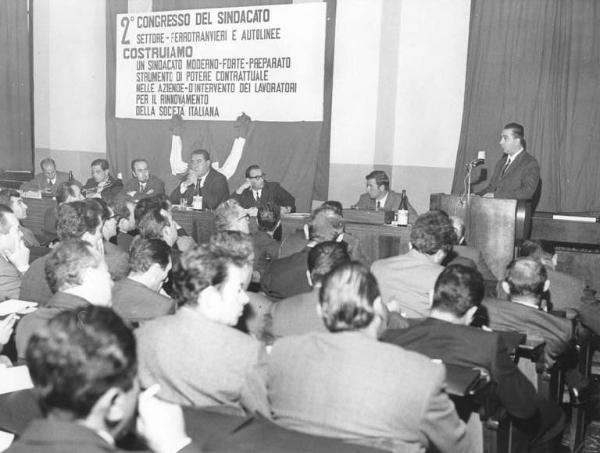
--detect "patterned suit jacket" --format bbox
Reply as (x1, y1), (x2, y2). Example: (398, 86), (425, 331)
(82, 175), (124, 200)
(233, 181), (295, 211)
(20, 171), (72, 195)
(479, 151), (540, 200)
(169, 168), (229, 209)
(122, 174), (165, 200)
(267, 331), (470, 452)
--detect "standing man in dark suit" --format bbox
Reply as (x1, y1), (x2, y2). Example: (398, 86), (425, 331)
(123, 158), (165, 201)
(20, 158), (75, 195)
(82, 159), (123, 200)
(478, 122), (540, 200)
(383, 264), (565, 452)
(169, 149), (229, 210)
(232, 165), (295, 215)
(352, 170), (418, 223)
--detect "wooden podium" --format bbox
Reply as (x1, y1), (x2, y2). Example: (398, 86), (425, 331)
(430, 194), (530, 280)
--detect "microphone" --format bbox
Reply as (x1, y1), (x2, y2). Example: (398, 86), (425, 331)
(466, 150), (486, 167)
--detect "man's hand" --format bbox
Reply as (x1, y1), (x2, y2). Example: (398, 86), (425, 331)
(170, 114), (184, 137)
(176, 236), (196, 253)
(482, 193), (495, 198)
(236, 180), (251, 195)
(246, 207), (258, 217)
(279, 206), (292, 215)
(137, 385), (192, 453)
(0, 314), (17, 346)
(7, 238), (30, 272)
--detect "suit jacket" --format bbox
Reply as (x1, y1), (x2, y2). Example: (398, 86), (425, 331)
(82, 175), (124, 200)
(270, 289), (327, 339)
(233, 181), (295, 211)
(251, 230), (280, 276)
(111, 278), (175, 325)
(19, 225), (40, 247)
(382, 318), (537, 420)
(354, 190), (418, 224)
(169, 168), (229, 210)
(136, 307), (269, 416)
(5, 419), (201, 453)
(260, 247), (311, 300)
(479, 151), (540, 200)
(445, 245), (496, 281)
(371, 249), (444, 318)
(0, 256), (22, 301)
(15, 292), (89, 360)
(267, 331), (470, 452)
(123, 174), (165, 200)
(20, 171), (72, 195)
(480, 297), (573, 367)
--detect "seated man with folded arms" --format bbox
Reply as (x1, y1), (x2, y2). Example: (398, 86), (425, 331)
(482, 258), (574, 368)
(136, 231), (269, 417)
(271, 241), (350, 339)
(0, 205), (30, 300)
(82, 158), (123, 200)
(0, 189), (39, 247)
(383, 264), (565, 453)
(371, 210), (455, 318)
(15, 239), (113, 361)
(20, 157), (76, 196)
(7, 306), (200, 453)
(112, 237), (175, 326)
(352, 170), (418, 223)
(123, 158), (166, 201)
(232, 164), (295, 215)
(267, 262), (471, 453)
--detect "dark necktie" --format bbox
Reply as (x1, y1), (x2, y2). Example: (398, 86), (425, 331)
(47, 180), (53, 187)
(501, 158), (511, 177)
(196, 178), (203, 196)
(376, 201), (381, 209)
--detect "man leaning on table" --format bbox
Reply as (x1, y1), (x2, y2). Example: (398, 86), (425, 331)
(20, 158), (77, 196)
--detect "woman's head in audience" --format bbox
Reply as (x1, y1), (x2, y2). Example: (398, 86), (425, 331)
(27, 306), (137, 435)
(56, 201), (103, 249)
(56, 181), (83, 205)
(215, 199), (250, 234)
(319, 262), (382, 334)
(172, 231), (253, 325)
(431, 264), (484, 324)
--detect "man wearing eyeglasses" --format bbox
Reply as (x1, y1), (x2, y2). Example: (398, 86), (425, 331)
(232, 165), (295, 215)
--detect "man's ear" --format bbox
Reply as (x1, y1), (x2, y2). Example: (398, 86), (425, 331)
(501, 280), (510, 296)
(306, 270), (313, 287)
(543, 279), (550, 293)
(431, 249), (447, 264)
(464, 306), (478, 326)
(91, 387), (125, 426)
(303, 224), (310, 241)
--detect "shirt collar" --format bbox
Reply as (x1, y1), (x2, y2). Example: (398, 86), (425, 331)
(507, 148), (524, 163)
(376, 192), (389, 208)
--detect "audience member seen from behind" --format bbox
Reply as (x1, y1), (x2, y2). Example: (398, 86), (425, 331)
(15, 240), (113, 361)
(371, 210), (455, 318)
(136, 231), (269, 416)
(0, 189), (39, 247)
(252, 203), (281, 280)
(7, 306), (200, 453)
(267, 262), (470, 452)
(382, 264), (566, 452)
(214, 199), (251, 234)
(271, 241), (351, 339)
(112, 237), (175, 326)
(42, 181), (84, 241)
(0, 204), (30, 300)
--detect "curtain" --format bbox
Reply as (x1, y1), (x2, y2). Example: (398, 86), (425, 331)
(452, 0), (600, 213)
(0, 0), (32, 171)
(106, 0), (332, 211)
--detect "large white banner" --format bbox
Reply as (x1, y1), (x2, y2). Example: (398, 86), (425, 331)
(115, 3), (326, 122)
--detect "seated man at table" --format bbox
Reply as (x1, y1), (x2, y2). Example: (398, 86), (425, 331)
(136, 231), (269, 416)
(0, 205), (30, 300)
(271, 241), (350, 339)
(482, 258), (574, 368)
(15, 239), (113, 361)
(232, 164), (295, 215)
(383, 264), (565, 452)
(8, 306), (200, 453)
(82, 158), (123, 200)
(168, 149), (229, 210)
(261, 205), (343, 300)
(123, 158), (166, 201)
(112, 237), (175, 325)
(267, 262), (470, 452)
(371, 210), (455, 318)
(352, 170), (418, 222)
(20, 157), (75, 195)
(0, 189), (39, 247)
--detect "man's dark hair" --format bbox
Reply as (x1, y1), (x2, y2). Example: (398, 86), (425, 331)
(191, 149), (210, 161)
(172, 231), (253, 307)
(56, 201), (102, 241)
(321, 200), (343, 216)
(503, 122), (526, 149)
(307, 241), (351, 284)
(410, 210), (455, 255)
(129, 237), (171, 273)
(0, 189), (19, 207)
(26, 306), (136, 419)
(108, 193), (135, 222)
(87, 198), (111, 221)
(257, 203), (280, 232)
(135, 194), (170, 223)
(45, 240), (102, 293)
(0, 204), (14, 234)
(130, 158), (148, 171)
(365, 170), (390, 190)
(518, 239), (555, 260)
(138, 207), (172, 240)
(91, 158), (109, 171)
(432, 264), (484, 317)
(245, 164), (261, 178)
(40, 158), (56, 170)
(214, 199), (246, 232)
(319, 262), (379, 332)
(505, 258), (547, 298)
(308, 205), (343, 242)
(56, 182), (80, 205)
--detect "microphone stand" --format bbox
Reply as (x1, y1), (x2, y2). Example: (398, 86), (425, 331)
(463, 160), (479, 243)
